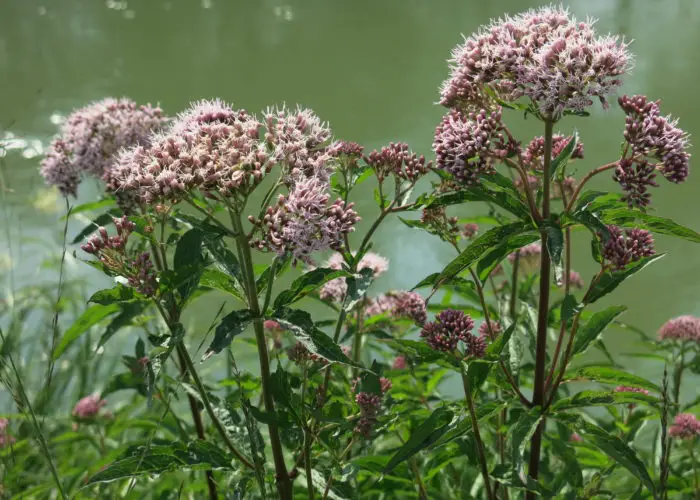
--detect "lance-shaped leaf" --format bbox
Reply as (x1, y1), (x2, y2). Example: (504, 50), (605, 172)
(423, 182), (530, 219)
(549, 131), (579, 181)
(274, 268), (351, 309)
(585, 254), (665, 304)
(476, 232), (539, 282)
(343, 267), (374, 311)
(273, 308), (359, 366)
(204, 309), (253, 359)
(383, 407), (454, 473)
(53, 304), (121, 359)
(88, 284), (139, 305)
(552, 390), (658, 411)
(562, 365), (660, 392)
(572, 305), (626, 356)
(599, 208), (700, 243)
(173, 228), (205, 302)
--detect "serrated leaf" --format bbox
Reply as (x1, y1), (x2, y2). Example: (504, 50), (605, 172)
(476, 232), (539, 282)
(424, 182), (530, 219)
(383, 407), (454, 473)
(435, 222), (533, 290)
(273, 308), (359, 366)
(343, 267), (374, 311)
(274, 268), (351, 309)
(560, 295), (581, 326)
(572, 305), (626, 356)
(98, 301), (148, 348)
(484, 323), (516, 360)
(88, 285), (138, 305)
(549, 131), (578, 181)
(173, 229), (205, 302)
(552, 390), (658, 411)
(562, 366), (660, 392)
(199, 268), (245, 301)
(509, 408), (543, 470)
(203, 237), (243, 282)
(53, 304), (121, 359)
(584, 254), (664, 304)
(85, 441), (233, 484)
(599, 208), (700, 243)
(204, 309), (253, 358)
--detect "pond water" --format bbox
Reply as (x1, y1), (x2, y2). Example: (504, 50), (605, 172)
(1, 0), (699, 394)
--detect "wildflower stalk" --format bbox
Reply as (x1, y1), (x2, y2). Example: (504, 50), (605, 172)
(659, 366), (671, 500)
(229, 208), (292, 500)
(461, 370), (494, 500)
(0, 327), (67, 500)
(527, 119), (554, 497)
(545, 225), (571, 389)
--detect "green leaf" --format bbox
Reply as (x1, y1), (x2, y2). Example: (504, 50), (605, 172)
(435, 222), (533, 291)
(463, 360), (493, 395)
(199, 268), (245, 301)
(572, 306), (627, 356)
(549, 131), (578, 181)
(274, 268), (351, 309)
(173, 229), (205, 302)
(574, 191), (625, 213)
(411, 273), (472, 291)
(273, 308), (359, 366)
(599, 209), (700, 243)
(53, 304), (121, 359)
(270, 365), (300, 421)
(543, 220), (564, 282)
(562, 366), (660, 392)
(484, 323), (516, 360)
(476, 232), (539, 282)
(102, 372), (146, 397)
(383, 407), (454, 473)
(98, 301), (148, 348)
(384, 339), (459, 369)
(509, 408), (543, 470)
(424, 183), (530, 219)
(204, 309), (253, 358)
(85, 441), (233, 484)
(173, 212), (229, 240)
(203, 237), (243, 282)
(256, 254), (291, 295)
(585, 254), (665, 304)
(554, 414), (655, 494)
(64, 199), (115, 218)
(88, 285), (137, 305)
(552, 390), (658, 411)
(71, 213), (114, 244)
(490, 464), (553, 496)
(560, 295), (581, 327)
(343, 267), (374, 311)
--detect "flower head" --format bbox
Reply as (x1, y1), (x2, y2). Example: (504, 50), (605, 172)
(366, 142), (431, 182)
(72, 394), (107, 419)
(365, 291), (427, 326)
(433, 108), (506, 185)
(602, 225), (655, 270)
(392, 355), (407, 370)
(668, 413), (700, 439)
(478, 319), (502, 338)
(41, 98), (166, 197)
(254, 177), (359, 264)
(658, 315), (700, 342)
(562, 270), (584, 289)
(462, 223), (479, 239)
(420, 309), (475, 352)
(440, 6), (632, 117)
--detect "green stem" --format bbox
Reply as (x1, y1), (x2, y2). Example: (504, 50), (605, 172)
(0, 328), (67, 500)
(688, 441), (700, 500)
(526, 118), (554, 499)
(461, 371), (495, 500)
(229, 209), (292, 500)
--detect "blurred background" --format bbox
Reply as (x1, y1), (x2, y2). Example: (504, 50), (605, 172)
(1, 0), (699, 398)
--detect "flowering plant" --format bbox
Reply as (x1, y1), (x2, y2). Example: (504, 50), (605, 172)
(2, 5), (698, 499)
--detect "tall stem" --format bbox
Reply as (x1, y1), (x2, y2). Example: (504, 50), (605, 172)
(526, 119), (554, 498)
(461, 372), (495, 500)
(229, 210), (292, 500)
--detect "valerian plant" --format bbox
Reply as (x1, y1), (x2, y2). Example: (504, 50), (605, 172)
(1, 5), (699, 499)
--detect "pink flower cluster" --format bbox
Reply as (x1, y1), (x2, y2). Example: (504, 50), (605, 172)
(614, 95), (691, 207)
(668, 413), (700, 440)
(602, 225), (655, 270)
(440, 6), (632, 117)
(0, 418), (15, 448)
(318, 252), (388, 302)
(72, 394), (107, 419)
(420, 309), (485, 357)
(365, 291), (427, 326)
(658, 315), (700, 342)
(353, 377), (391, 437)
(522, 134), (584, 171)
(478, 319), (502, 339)
(108, 100), (270, 207)
(253, 177), (359, 264)
(365, 142), (431, 182)
(287, 342), (329, 366)
(81, 217), (158, 296)
(41, 98), (166, 197)
(433, 108), (506, 185)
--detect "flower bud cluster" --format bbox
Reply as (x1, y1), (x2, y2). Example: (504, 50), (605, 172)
(433, 108), (506, 186)
(365, 290), (428, 326)
(72, 394), (107, 419)
(287, 342), (328, 366)
(352, 377), (391, 437)
(81, 217), (158, 297)
(420, 309), (477, 353)
(614, 95), (691, 207)
(0, 418), (14, 448)
(365, 142), (431, 182)
(601, 225), (655, 270)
